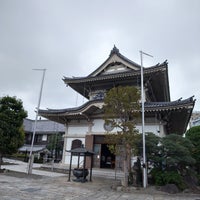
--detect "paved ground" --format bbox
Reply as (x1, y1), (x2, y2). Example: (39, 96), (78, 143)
(1, 159), (200, 200)
(2, 158), (66, 177)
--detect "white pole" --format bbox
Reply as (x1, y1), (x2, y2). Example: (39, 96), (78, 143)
(140, 51), (153, 188)
(27, 68), (46, 174)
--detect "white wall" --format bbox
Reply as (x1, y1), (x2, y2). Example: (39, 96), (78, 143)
(67, 125), (88, 136)
(62, 119), (166, 165)
(136, 124), (163, 137)
(64, 137), (85, 166)
(91, 119), (165, 136)
(91, 119), (104, 133)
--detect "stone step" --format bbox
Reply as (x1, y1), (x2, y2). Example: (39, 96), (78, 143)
(41, 164), (124, 180)
(92, 169), (124, 180)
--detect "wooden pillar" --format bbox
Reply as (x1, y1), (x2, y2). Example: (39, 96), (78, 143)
(85, 135), (94, 168)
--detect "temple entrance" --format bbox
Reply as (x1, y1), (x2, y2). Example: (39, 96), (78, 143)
(86, 135), (116, 169)
(100, 144), (115, 169)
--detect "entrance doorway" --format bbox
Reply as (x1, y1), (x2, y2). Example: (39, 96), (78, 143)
(100, 144), (115, 169)
(90, 135), (116, 169)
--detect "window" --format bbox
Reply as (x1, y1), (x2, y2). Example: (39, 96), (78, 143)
(42, 134), (47, 141)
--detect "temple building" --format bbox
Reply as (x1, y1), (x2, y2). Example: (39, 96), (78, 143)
(39, 46), (195, 169)
(19, 118), (65, 162)
(189, 111), (200, 128)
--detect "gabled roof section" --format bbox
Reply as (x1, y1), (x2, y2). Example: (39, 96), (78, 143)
(63, 47), (170, 102)
(88, 46), (140, 77)
(63, 61), (170, 102)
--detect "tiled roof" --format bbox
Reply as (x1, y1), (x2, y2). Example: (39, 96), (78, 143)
(87, 45), (141, 77)
(23, 118), (65, 132)
(63, 62), (167, 84)
(39, 97), (195, 116)
(62, 47), (170, 102)
(145, 96), (195, 111)
(39, 99), (103, 115)
(39, 97), (195, 135)
(19, 144), (49, 153)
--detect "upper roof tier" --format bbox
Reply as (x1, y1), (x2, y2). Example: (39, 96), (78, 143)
(63, 46), (170, 102)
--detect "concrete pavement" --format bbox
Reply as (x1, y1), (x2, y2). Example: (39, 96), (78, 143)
(2, 158), (66, 177)
(1, 158), (200, 200)
(1, 174), (200, 200)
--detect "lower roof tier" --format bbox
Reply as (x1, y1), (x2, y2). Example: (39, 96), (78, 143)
(38, 96), (195, 135)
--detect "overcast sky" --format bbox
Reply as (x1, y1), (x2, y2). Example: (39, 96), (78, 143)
(0, 0), (199, 119)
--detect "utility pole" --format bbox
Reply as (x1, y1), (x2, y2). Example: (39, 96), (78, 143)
(27, 68), (46, 174)
(140, 51), (153, 188)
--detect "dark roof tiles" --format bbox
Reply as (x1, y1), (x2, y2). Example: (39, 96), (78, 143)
(39, 97), (195, 116)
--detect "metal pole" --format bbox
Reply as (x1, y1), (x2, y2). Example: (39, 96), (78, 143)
(140, 51), (153, 188)
(27, 68), (46, 174)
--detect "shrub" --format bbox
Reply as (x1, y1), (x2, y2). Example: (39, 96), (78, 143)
(10, 153), (27, 161)
(34, 157), (43, 163)
(151, 168), (186, 190)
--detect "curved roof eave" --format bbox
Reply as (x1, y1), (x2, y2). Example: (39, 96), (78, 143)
(39, 96), (195, 118)
(39, 99), (104, 116)
(63, 63), (167, 84)
(145, 96), (195, 112)
(39, 97), (195, 135)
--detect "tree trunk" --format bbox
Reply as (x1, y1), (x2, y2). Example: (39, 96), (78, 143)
(122, 160), (128, 187)
(126, 145), (132, 172)
(121, 144), (132, 187)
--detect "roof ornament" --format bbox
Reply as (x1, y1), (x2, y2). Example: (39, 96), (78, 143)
(110, 45), (119, 56)
(163, 60), (168, 64)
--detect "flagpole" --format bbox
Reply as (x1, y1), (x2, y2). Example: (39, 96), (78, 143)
(140, 51), (153, 188)
(27, 68), (46, 174)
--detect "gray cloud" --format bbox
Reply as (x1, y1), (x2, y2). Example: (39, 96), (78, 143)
(0, 0), (199, 119)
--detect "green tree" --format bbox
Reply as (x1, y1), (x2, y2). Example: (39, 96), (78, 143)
(161, 134), (195, 172)
(0, 96), (27, 168)
(137, 132), (161, 169)
(146, 134), (195, 190)
(47, 133), (63, 161)
(186, 126), (200, 174)
(136, 133), (195, 189)
(103, 86), (140, 186)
